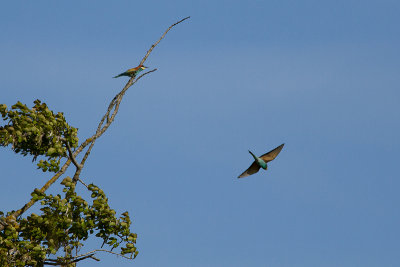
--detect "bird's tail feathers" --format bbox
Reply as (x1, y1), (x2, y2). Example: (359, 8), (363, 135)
(248, 150), (258, 160)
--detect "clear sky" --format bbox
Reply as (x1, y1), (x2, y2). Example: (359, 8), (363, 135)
(1, 1), (400, 266)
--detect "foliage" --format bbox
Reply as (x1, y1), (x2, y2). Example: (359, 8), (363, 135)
(0, 100), (78, 172)
(0, 17), (189, 265)
(0, 101), (138, 265)
(0, 178), (137, 266)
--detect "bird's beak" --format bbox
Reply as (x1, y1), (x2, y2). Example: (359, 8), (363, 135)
(142, 65), (148, 69)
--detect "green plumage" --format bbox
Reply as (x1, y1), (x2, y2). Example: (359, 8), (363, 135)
(113, 65), (147, 78)
(238, 144), (284, 178)
(249, 151), (267, 169)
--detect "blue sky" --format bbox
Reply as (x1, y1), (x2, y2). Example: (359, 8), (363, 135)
(1, 1), (400, 266)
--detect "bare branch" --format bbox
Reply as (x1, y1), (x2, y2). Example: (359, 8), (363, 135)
(45, 248), (133, 265)
(0, 17), (189, 245)
(90, 255), (100, 261)
(72, 68), (157, 182)
(139, 16), (190, 66)
(72, 249), (134, 260)
(44, 253), (97, 265)
(68, 17), (191, 169)
(65, 141), (82, 169)
(78, 178), (89, 188)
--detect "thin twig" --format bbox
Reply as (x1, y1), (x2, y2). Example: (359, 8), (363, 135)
(65, 141), (81, 169)
(45, 248), (133, 265)
(44, 253), (97, 265)
(0, 17), (189, 237)
(139, 16), (190, 66)
(90, 255), (100, 261)
(78, 178), (89, 188)
(70, 16), (189, 164)
(72, 69), (156, 182)
(72, 249), (134, 260)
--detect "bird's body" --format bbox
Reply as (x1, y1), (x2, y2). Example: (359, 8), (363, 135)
(238, 143), (284, 178)
(113, 64), (147, 78)
(248, 150), (268, 169)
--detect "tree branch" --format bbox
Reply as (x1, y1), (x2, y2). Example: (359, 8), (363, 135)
(44, 253), (97, 265)
(3, 158), (72, 229)
(72, 68), (157, 182)
(44, 248), (133, 266)
(65, 141), (82, 169)
(72, 249), (134, 260)
(0, 17), (190, 239)
(139, 16), (190, 66)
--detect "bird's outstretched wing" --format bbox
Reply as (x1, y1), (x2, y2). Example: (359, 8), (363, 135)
(113, 73), (125, 78)
(113, 68), (137, 78)
(260, 143), (284, 162)
(238, 161), (261, 178)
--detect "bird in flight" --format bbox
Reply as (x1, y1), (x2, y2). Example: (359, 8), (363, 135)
(113, 64), (147, 78)
(238, 143), (284, 178)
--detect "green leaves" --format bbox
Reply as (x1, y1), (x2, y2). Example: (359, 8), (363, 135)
(0, 100), (79, 173)
(86, 184), (138, 256)
(1, 99), (139, 264)
(0, 211), (47, 266)
(1, 178), (138, 265)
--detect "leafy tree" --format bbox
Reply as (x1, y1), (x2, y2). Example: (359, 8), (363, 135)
(0, 17), (189, 266)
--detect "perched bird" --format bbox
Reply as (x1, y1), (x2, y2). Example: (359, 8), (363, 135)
(238, 143), (284, 178)
(113, 64), (147, 78)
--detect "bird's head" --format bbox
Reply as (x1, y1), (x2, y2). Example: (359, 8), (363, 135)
(140, 65), (148, 70)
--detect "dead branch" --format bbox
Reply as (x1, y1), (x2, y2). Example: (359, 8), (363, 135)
(0, 17), (190, 232)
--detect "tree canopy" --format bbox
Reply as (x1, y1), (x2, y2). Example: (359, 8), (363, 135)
(0, 17), (189, 266)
